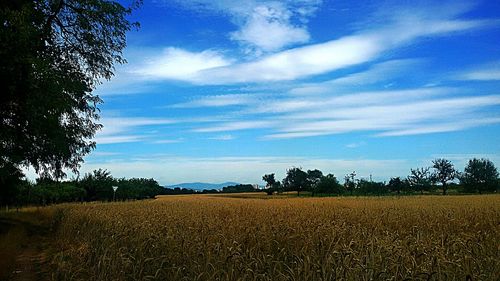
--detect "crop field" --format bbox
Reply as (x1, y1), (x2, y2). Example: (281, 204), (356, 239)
(3, 194), (498, 280)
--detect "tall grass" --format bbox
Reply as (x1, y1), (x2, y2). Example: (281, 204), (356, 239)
(47, 195), (499, 280)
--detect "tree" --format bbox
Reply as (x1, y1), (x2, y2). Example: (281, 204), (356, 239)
(388, 177), (406, 195)
(316, 174), (343, 194)
(0, 1), (139, 189)
(357, 179), (388, 195)
(407, 167), (432, 195)
(79, 169), (115, 201)
(432, 159), (456, 195)
(306, 169), (323, 196)
(460, 158), (499, 194)
(262, 173), (280, 195)
(344, 171), (356, 195)
(283, 167), (308, 196)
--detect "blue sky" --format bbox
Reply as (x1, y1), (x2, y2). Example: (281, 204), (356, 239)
(73, 0), (500, 185)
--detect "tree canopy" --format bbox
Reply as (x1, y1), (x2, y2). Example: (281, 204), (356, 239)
(460, 158), (499, 194)
(283, 167), (309, 195)
(0, 0), (138, 186)
(432, 159), (457, 195)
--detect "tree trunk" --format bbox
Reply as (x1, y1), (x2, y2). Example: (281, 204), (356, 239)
(442, 182), (447, 195)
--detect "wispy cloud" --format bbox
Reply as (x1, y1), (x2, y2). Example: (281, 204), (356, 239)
(133, 6), (492, 85)
(457, 61), (500, 81)
(193, 120), (275, 133)
(346, 142), (366, 149)
(132, 47), (230, 80)
(171, 94), (260, 108)
(208, 134), (236, 141)
(188, 89), (500, 139)
(262, 94), (500, 139)
(166, 0), (320, 54)
(95, 117), (178, 145)
(78, 155), (409, 185)
(153, 139), (184, 144)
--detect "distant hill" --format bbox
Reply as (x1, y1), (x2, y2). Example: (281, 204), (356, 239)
(166, 182), (240, 191)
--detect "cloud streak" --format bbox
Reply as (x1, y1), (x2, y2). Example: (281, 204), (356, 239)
(133, 8), (492, 84)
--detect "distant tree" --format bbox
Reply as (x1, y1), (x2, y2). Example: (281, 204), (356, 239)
(432, 159), (457, 195)
(407, 167), (432, 195)
(460, 158), (499, 194)
(306, 169), (323, 196)
(79, 169), (115, 201)
(388, 177), (404, 194)
(262, 173), (279, 195)
(344, 171), (356, 195)
(283, 167), (308, 196)
(316, 174), (343, 194)
(222, 184), (257, 193)
(357, 179), (388, 195)
(116, 178), (164, 199)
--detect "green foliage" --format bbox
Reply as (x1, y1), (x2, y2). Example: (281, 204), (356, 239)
(343, 172), (356, 195)
(262, 173), (282, 195)
(116, 178), (164, 199)
(315, 174), (343, 194)
(0, 0), (138, 181)
(407, 167), (432, 194)
(460, 158), (499, 194)
(222, 184), (257, 193)
(0, 163), (24, 205)
(388, 177), (409, 194)
(283, 167), (309, 195)
(357, 179), (388, 195)
(432, 159), (457, 195)
(78, 169), (115, 201)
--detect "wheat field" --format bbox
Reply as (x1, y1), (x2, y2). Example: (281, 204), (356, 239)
(45, 195), (499, 280)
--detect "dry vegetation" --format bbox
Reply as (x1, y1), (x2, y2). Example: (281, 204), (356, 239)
(3, 195), (499, 280)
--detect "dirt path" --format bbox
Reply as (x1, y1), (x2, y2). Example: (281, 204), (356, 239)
(0, 215), (51, 281)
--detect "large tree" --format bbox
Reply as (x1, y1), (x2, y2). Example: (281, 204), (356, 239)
(460, 158), (499, 194)
(407, 167), (431, 195)
(0, 0), (138, 186)
(283, 167), (308, 196)
(432, 159), (457, 195)
(306, 169), (323, 196)
(262, 173), (281, 195)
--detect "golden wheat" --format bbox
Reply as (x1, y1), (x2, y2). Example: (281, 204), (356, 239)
(45, 195), (500, 280)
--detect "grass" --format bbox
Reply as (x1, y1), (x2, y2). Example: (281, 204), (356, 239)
(2, 194), (499, 280)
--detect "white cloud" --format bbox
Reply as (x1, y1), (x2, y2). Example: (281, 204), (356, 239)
(136, 13), (490, 84)
(208, 134), (236, 141)
(193, 120), (275, 133)
(288, 58), (416, 94)
(230, 4), (310, 52)
(262, 95), (500, 138)
(153, 139), (184, 144)
(346, 142), (366, 149)
(95, 117), (178, 145)
(189, 90), (500, 138)
(377, 117), (500, 137)
(77, 155), (409, 185)
(94, 135), (145, 145)
(457, 61), (500, 81)
(133, 47), (231, 80)
(171, 94), (259, 108)
(167, 0), (320, 53)
(249, 88), (450, 114)
(194, 17), (489, 84)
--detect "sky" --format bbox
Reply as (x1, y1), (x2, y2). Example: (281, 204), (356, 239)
(72, 0), (500, 185)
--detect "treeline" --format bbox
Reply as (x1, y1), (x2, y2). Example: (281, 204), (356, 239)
(163, 184), (258, 195)
(1, 169), (164, 207)
(263, 158), (500, 196)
